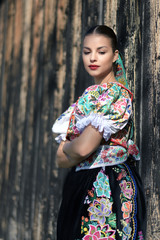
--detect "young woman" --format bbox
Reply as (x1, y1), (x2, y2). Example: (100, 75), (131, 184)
(52, 25), (146, 240)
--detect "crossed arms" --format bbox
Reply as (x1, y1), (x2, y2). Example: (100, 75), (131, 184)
(56, 125), (103, 168)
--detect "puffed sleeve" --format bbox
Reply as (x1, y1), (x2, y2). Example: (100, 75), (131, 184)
(52, 103), (75, 143)
(75, 83), (132, 142)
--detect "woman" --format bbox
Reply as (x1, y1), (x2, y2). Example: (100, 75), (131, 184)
(52, 25), (146, 240)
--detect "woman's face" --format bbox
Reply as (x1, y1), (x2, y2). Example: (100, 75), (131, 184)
(82, 34), (118, 83)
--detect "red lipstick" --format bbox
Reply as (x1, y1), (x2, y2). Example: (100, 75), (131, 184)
(89, 65), (100, 70)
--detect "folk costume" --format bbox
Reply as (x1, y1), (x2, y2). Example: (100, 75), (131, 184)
(52, 55), (146, 240)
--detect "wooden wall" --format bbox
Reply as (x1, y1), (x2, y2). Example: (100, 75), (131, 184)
(0, 0), (159, 239)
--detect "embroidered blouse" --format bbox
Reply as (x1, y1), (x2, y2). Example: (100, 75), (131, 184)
(52, 82), (140, 171)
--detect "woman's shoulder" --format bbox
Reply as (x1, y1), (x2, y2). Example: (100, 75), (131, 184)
(85, 82), (117, 90)
(83, 82), (132, 99)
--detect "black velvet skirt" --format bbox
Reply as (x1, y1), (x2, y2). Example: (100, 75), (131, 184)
(57, 159), (146, 240)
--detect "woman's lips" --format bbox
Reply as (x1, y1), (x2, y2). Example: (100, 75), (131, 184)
(88, 65), (100, 70)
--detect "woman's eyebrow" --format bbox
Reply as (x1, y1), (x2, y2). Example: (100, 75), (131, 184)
(83, 46), (108, 50)
(83, 47), (91, 50)
(97, 46), (108, 49)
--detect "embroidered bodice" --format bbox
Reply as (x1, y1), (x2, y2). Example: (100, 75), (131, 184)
(52, 82), (140, 171)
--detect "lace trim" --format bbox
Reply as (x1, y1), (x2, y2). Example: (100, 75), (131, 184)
(75, 113), (116, 142)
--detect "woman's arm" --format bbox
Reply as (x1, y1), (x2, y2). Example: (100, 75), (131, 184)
(56, 125), (103, 168)
(56, 140), (77, 168)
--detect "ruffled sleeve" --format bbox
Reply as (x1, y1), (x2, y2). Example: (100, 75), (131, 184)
(52, 103), (75, 143)
(74, 83), (132, 142)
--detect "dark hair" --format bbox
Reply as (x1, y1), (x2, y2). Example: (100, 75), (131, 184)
(84, 25), (117, 52)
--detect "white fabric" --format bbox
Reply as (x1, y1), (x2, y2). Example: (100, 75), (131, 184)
(52, 107), (72, 143)
(75, 113), (128, 142)
(52, 111), (129, 143)
(52, 103), (76, 135)
(52, 112), (71, 134)
(54, 134), (67, 144)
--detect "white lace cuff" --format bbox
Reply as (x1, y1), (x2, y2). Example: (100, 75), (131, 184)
(75, 114), (116, 142)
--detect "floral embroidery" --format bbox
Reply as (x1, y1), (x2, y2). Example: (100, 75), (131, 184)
(82, 224), (116, 240)
(57, 103), (76, 121)
(81, 170), (116, 239)
(88, 198), (112, 225)
(128, 144), (139, 157)
(117, 150), (125, 157)
(118, 219), (132, 239)
(80, 164), (144, 240)
(116, 169), (127, 181)
(100, 150), (113, 164)
(72, 125), (80, 135)
(123, 224), (132, 236)
(121, 201), (132, 219)
(93, 172), (111, 198)
(119, 180), (133, 199)
(114, 163), (138, 239)
(127, 140), (140, 160)
(138, 231), (144, 240)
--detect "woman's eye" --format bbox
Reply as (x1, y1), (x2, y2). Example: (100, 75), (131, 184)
(99, 52), (106, 55)
(83, 52), (90, 55)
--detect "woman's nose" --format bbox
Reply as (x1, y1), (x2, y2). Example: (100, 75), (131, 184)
(90, 52), (97, 62)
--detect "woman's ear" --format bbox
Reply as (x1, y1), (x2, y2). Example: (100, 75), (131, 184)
(113, 50), (119, 63)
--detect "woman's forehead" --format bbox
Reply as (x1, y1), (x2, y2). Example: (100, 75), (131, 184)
(83, 34), (112, 47)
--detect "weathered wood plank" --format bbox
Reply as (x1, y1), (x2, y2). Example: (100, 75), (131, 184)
(0, 0), (18, 238)
(140, 1), (160, 238)
(0, 0), (7, 200)
(74, 0), (100, 99)
(69, 1), (82, 104)
(17, 1), (34, 239)
(40, 1), (58, 238)
(0, 1), (8, 235)
(53, 0), (69, 118)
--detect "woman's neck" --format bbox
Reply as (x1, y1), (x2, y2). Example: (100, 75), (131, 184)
(94, 71), (117, 85)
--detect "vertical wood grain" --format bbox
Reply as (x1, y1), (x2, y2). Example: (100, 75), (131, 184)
(140, 0), (160, 238)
